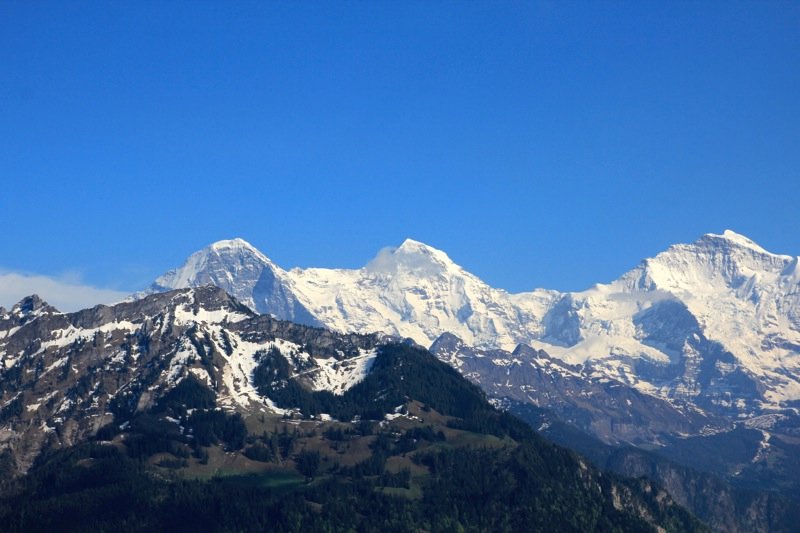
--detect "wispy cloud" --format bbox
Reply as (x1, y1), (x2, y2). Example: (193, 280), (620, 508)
(0, 271), (129, 312)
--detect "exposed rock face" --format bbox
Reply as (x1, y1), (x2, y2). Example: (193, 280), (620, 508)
(429, 333), (721, 446)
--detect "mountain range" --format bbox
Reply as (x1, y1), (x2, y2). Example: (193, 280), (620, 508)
(142, 231), (800, 422)
(3, 230), (800, 530)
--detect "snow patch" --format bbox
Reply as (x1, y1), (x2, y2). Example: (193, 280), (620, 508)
(307, 349), (377, 395)
(173, 305), (249, 326)
(38, 320), (141, 353)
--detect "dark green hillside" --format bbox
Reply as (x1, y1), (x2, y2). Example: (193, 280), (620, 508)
(257, 343), (530, 435)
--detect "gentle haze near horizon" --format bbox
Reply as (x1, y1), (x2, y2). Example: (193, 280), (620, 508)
(1, 2), (798, 310)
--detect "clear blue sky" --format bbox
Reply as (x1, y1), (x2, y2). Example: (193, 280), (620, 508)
(1, 2), (798, 297)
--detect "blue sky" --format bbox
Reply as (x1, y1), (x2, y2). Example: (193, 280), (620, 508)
(1, 2), (798, 307)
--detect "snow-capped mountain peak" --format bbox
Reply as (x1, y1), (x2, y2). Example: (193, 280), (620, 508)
(615, 230), (794, 296)
(703, 229), (775, 256)
(531, 231), (800, 415)
(396, 237), (445, 256)
(364, 238), (457, 277)
(141, 239), (318, 325)
(209, 237), (270, 258)
(284, 238), (515, 346)
(1, 295), (61, 334)
(152, 238), (277, 293)
(10, 294), (59, 318)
